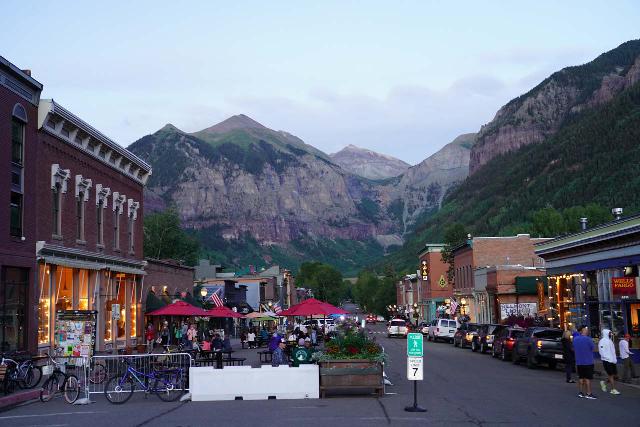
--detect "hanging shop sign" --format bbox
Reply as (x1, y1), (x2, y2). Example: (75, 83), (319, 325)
(612, 277), (636, 298)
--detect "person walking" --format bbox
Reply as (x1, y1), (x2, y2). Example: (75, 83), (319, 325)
(561, 330), (576, 383)
(619, 333), (637, 383)
(145, 322), (155, 353)
(160, 321), (170, 347)
(247, 329), (256, 349)
(271, 338), (288, 367)
(598, 328), (620, 395)
(573, 325), (597, 399)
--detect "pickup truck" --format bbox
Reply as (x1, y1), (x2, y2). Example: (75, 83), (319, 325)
(512, 327), (564, 369)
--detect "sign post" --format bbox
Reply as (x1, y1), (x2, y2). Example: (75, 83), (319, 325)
(405, 332), (426, 412)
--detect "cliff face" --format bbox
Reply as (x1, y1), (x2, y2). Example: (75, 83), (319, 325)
(329, 144), (410, 180)
(470, 40), (640, 174)
(129, 116), (473, 258)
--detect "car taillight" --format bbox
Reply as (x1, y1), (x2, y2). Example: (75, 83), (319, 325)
(536, 340), (542, 349)
(507, 337), (514, 342)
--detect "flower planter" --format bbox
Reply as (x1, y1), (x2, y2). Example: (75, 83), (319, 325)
(318, 359), (383, 398)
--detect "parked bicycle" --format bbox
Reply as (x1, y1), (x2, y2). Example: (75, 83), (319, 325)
(39, 353), (79, 403)
(104, 358), (186, 404)
(0, 355), (42, 395)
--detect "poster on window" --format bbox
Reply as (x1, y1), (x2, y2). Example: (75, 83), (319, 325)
(500, 303), (537, 319)
(54, 310), (97, 360)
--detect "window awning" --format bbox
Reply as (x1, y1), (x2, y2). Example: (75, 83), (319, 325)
(40, 255), (146, 275)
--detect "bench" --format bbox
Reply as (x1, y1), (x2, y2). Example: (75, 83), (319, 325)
(223, 357), (246, 366)
(258, 350), (273, 364)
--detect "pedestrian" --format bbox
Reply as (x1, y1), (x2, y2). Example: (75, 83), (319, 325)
(222, 335), (232, 352)
(619, 333), (637, 382)
(160, 321), (170, 347)
(311, 326), (317, 345)
(271, 338), (288, 367)
(181, 321), (189, 347)
(561, 330), (576, 383)
(598, 328), (620, 395)
(247, 329), (256, 349)
(268, 329), (282, 352)
(187, 324), (197, 349)
(292, 338), (314, 367)
(212, 333), (223, 351)
(145, 322), (155, 353)
(174, 322), (183, 346)
(573, 325), (597, 399)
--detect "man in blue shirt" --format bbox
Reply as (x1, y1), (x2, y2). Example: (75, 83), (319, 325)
(573, 325), (596, 399)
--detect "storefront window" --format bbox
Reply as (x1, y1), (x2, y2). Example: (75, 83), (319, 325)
(130, 281), (136, 337)
(78, 270), (89, 310)
(38, 265), (51, 345)
(55, 267), (73, 311)
(104, 274), (112, 342)
(116, 276), (126, 340)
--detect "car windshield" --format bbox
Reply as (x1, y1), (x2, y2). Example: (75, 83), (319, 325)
(533, 329), (562, 339)
(511, 330), (525, 338)
(487, 325), (501, 334)
(390, 320), (405, 326)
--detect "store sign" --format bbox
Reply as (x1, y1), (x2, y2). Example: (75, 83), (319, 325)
(438, 275), (447, 288)
(420, 261), (429, 281)
(500, 303), (537, 319)
(612, 277), (636, 298)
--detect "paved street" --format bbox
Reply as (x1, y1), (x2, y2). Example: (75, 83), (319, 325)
(2, 322), (639, 426)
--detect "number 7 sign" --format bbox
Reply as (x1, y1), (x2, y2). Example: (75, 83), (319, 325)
(407, 356), (423, 381)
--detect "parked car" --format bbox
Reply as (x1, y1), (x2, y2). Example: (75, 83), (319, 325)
(366, 314), (377, 324)
(512, 327), (564, 369)
(427, 319), (458, 343)
(302, 318), (335, 332)
(491, 326), (525, 361)
(453, 323), (480, 348)
(418, 322), (430, 335)
(471, 324), (505, 353)
(387, 318), (409, 338)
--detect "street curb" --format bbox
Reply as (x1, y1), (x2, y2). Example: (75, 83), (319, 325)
(0, 389), (40, 412)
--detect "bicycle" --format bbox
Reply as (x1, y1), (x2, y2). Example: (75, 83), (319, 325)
(103, 358), (186, 404)
(39, 354), (79, 403)
(0, 355), (42, 394)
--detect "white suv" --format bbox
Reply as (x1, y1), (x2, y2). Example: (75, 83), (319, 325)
(387, 318), (409, 338)
(302, 319), (335, 332)
(428, 319), (458, 343)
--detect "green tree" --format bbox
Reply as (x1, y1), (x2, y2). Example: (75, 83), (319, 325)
(297, 262), (346, 305)
(530, 207), (566, 238)
(144, 208), (200, 265)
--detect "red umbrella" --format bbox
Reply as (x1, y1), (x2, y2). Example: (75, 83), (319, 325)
(280, 298), (348, 316)
(146, 300), (210, 316)
(206, 306), (244, 318)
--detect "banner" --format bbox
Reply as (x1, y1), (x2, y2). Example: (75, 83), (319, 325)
(500, 303), (537, 319)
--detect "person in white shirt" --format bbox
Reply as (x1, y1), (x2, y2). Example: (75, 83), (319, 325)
(619, 333), (637, 382)
(247, 330), (256, 349)
(598, 329), (620, 395)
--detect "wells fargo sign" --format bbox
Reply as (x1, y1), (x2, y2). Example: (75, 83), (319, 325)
(612, 277), (637, 297)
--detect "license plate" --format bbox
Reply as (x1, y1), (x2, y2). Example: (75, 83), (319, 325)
(449, 330), (454, 333)
(554, 354), (563, 359)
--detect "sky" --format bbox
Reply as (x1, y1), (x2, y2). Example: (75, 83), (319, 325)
(1, 1), (639, 164)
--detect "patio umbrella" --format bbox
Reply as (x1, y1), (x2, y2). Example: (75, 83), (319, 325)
(206, 306), (244, 318)
(245, 311), (278, 319)
(146, 300), (210, 316)
(280, 298), (348, 317)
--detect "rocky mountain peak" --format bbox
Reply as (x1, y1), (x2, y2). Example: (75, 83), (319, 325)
(330, 145), (410, 180)
(196, 114), (267, 135)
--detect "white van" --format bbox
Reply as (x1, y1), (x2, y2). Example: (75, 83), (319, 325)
(302, 318), (335, 332)
(427, 318), (458, 343)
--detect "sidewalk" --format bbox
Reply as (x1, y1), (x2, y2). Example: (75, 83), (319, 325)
(0, 389), (39, 411)
(594, 359), (640, 390)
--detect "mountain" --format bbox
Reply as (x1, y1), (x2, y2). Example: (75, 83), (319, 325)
(129, 114), (473, 274)
(470, 40), (640, 174)
(329, 144), (410, 180)
(384, 40), (640, 271)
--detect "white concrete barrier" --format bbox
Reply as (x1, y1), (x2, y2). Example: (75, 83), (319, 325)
(189, 364), (320, 401)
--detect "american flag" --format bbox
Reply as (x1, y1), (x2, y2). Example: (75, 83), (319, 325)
(449, 299), (459, 316)
(210, 289), (224, 307)
(272, 302), (282, 314)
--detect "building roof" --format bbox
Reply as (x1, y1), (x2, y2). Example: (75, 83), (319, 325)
(38, 99), (152, 185)
(417, 243), (445, 256)
(535, 213), (640, 256)
(145, 258), (195, 271)
(0, 56), (43, 106)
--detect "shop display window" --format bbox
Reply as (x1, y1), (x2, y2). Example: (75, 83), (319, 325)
(130, 282), (137, 337)
(55, 267), (73, 311)
(115, 276), (126, 340)
(104, 274), (112, 342)
(38, 265), (51, 345)
(78, 270), (89, 310)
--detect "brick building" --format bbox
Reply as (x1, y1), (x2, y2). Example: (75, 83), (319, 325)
(143, 258), (195, 306)
(417, 244), (450, 322)
(0, 57), (42, 353)
(396, 274), (418, 319)
(451, 234), (549, 323)
(35, 99), (151, 352)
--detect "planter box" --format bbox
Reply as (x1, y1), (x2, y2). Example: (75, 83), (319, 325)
(319, 359), (383, 398)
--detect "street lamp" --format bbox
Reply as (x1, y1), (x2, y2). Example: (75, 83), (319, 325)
(412, 302), (419, 327)
(460, 298), (467, 316)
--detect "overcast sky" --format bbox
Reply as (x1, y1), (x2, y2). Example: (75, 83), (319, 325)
(2, 1), (638, 163)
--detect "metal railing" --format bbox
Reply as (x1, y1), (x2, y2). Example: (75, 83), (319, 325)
(86, 352), (193, 398)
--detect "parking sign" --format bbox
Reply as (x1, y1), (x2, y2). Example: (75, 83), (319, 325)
(407, 356), (423, 380)
(407, 332), (423, 357)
